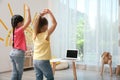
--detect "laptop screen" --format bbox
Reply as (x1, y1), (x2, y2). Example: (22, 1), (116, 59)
(66, 50), (78, 58)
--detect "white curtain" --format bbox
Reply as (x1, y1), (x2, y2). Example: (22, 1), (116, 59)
(48, 0), (77, 58)
(84, 0), (119, 67)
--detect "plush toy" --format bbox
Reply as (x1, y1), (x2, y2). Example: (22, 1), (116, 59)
(100, 52), (112, 76)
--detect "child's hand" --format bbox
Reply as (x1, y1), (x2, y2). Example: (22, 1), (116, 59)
(40, 12), (46, 16)
(40, 9), (52, 16)
(40, 9), (47, 16)
(25, 4), (30, 10)
(44, 9), (52, 14)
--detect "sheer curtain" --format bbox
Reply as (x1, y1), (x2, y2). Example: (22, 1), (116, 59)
(48, 0), (77, 57)
(84, 0), (119, 68)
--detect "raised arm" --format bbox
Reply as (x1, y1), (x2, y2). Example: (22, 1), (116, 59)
(33, 11), (47, 40)
(22, 4), (31, 30)
(33, 13), (40, 39)
(45, 9), (57, 36)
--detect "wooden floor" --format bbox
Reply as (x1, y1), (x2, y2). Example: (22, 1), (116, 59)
(0, 68), (120, 80)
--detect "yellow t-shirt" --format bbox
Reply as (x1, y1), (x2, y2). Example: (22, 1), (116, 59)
(33, 31), (51, 60)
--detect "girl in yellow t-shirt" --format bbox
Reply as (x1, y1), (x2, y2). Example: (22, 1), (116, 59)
(33, 9), (57, 80)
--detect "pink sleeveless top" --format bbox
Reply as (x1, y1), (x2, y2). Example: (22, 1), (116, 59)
(14, 27), (27, 51)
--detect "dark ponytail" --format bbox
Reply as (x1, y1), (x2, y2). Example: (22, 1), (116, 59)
(12, 28), (15, 47)
(11, 15), (24, 48)
(36, 16), (48, 34)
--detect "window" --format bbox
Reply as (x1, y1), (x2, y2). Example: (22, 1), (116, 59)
(76, 0), (119, 66)
(76, 0), (85, 61)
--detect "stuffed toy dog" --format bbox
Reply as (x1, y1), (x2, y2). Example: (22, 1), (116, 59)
(101, 52), (112, 76)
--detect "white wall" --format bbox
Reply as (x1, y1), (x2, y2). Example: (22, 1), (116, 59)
(0, 0), (48, 72)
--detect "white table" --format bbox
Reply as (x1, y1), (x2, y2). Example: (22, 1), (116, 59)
(50, 58), (78, 80)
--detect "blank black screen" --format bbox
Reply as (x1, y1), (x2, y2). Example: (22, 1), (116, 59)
(66, 50), (78, 58)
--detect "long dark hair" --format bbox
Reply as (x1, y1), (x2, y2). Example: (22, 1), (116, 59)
(36, 16), (48, 35)
(11, 15), (24, 47)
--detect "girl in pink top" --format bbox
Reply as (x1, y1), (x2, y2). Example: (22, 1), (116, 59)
(9, 4), (31, 80)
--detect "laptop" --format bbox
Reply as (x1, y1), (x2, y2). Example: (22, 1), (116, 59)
(63, 49), (78, 60)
